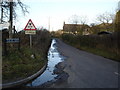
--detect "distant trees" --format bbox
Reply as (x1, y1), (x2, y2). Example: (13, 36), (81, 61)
(69, 14), (88, 25)
(93, 12), (115, 32)
(96, 12), (115, 24)
(69, 15), (80, 24)
(114, 10), (120, 32)
(79, 16), (88, 25)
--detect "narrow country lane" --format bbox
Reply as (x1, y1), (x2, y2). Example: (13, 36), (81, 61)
(50, 39), (119, 88)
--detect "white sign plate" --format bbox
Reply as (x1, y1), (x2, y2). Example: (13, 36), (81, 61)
(25, 30), (36, 34)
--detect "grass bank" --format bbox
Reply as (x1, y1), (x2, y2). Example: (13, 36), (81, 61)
(2, 30), (51, 83)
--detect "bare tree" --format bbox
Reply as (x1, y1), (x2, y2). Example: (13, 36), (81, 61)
(69, 14), (80, 24)
(97, 12), (115, 24)
(1, 0), (29, 38)
(1, 0), (29, 23)
(79, 16), (88, 25)
(96, 12), (115, 32)
(69, 15), (88, 25)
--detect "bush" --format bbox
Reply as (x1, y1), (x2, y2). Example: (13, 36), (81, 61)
(115, 10), (120, 32)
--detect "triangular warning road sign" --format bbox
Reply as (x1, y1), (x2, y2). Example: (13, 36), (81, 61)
(24, 19), (36, 30)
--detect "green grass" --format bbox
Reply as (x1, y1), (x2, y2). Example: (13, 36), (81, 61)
(78, 46), (120, 61)
(2, 47), (47, 83)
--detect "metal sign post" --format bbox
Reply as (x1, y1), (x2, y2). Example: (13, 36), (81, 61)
(30, 35), (32, 48)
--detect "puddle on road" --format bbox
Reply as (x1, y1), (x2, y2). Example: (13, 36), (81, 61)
(26, 39), (65, 87)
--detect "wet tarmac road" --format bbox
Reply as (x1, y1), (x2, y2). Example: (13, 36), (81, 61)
(49, 39), (119, 88)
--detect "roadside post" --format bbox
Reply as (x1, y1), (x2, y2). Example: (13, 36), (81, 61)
(24, 19), (36, 48)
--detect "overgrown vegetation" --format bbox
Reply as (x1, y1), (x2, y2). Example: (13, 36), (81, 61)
(2, 30), (51, 83)
(60, 33), (120, 62)
(114, 10), (120, 32)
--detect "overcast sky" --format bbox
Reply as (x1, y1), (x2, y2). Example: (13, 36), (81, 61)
(13, 0), (119, 31)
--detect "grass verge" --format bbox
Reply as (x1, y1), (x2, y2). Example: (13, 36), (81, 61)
(2, 30), (52, 83)
(2, 47), (47, 83)
(78, 46), (119, 61)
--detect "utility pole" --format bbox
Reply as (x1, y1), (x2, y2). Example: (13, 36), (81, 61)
(30, 35), (32, 48)
(0, 0), (3, 23)
(1, 8), (3, 23)
(9, 0), (13, 39)
(48, 17), (50, 31)
(0, 6), (3, 23)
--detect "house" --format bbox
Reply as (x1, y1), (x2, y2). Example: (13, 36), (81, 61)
(63, 22), (91, 35)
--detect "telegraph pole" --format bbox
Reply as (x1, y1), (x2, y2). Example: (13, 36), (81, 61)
(1, 8), (3, 23)
(0, 0), (3, 23)
(9, 0), (13, 39)
(48, 17), (50, 31)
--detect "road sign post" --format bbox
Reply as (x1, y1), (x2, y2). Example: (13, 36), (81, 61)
(24, 19), (37, 48)
(30, 35), (32, 48)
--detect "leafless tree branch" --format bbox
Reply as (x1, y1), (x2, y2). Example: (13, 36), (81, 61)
(1, 0), (29, 22)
